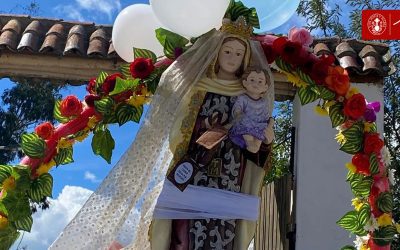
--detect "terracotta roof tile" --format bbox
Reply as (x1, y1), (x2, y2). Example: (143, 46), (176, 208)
(0, 14), (396, 79)
(18, 20), (43, 52)
(312, 37), (395, 77)
(64, 24), (87, 56)
(0, 19), (23, 51)
(40, 23), (66, 55)
(88, 28), (109, 57)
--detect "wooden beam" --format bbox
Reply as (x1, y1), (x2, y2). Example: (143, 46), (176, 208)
(0, 52), (122, 85)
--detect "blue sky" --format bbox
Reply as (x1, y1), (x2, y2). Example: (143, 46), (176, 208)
(0, 0), (307, 249)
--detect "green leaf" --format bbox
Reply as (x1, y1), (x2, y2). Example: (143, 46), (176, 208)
(297, 69), (316, 86)
(337, 210), (367, 236)
(14, 214), (33, 232)
(21, 133), (46, 159)
(2, 191), (31, 221)
(91, 128), (115, 164)
(339, 123), (363, 154)
(133, 48), (157, 63)
(225, 1), (260, 28)
(163, 39), (176, 59)
(132, 105), (143, 123)
(0, 165), (13, 184)
(319, 86), (336, 100)
(12, 166), (31, 192)
(348, 174), (373, 197)
(28, 173), (53, 202)
(0, 226), (20, 250)
(248, 7), (260, 29)
(340, 141), (363, 154)
(54, 147), (74, 166)
(358, 204), (371, 227)
(109, 78), (139, 96)
(103, 113), (118, 124)
(297, 86), (319, 105)
(341, 246), (356, 250)
(373, 225), (397, 246)
(275, 57), (293, 73)
(337, 211), (359, 231)
(94, 97), (115, 115)
(116, 104), (142, 126)
(377, 192), (393, 213)
(369, 123), (378, 133)
(342, 122), (364, 144)
(54, 100), (69, 123)
(119, 63), (132, 79)
(156, 28), (189, 59)
(96, 71), (109, 89)
(328, 103), (346, 128)
(369, 153), (379, 175)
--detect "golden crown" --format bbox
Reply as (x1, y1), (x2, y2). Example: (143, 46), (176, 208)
(220, 16), (253, 39)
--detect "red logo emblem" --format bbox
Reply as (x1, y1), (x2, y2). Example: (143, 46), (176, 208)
(362, 10), (400, 40)
(367, 13), (387, 35)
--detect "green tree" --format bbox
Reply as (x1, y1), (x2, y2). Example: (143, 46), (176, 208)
(298, 0), (400, 246)
(0, 81), (62, 164)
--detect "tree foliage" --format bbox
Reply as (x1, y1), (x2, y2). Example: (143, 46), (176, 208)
(0, 81), (62, 164)
(298, 0), (400, 246)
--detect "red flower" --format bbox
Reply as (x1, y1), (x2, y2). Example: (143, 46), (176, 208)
(274, 38), (307, 66)
(364, 133), (384, 154)
(368, 238), (390, 250)
(300, 53), (318, 75)
(260, 42), (278, 64)
(102, 73), (122, 95)
(35, 122), (55, 140)
(86, 78), (96, 94)
(255, 35), (280, 64)
(344, 93), (367, 120)
(84, 94), (101, 107)
(310, 54), (335, 85)
(60, 95), (83, 117)
(113, 90), (133, 103)
(369, 178), (390, 217)
(352, 153), (371, 175)
(325, 66), (350, 96)
(130, 58), (155, 79)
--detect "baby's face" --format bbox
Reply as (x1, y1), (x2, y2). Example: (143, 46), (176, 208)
(243, 71), (268, 95)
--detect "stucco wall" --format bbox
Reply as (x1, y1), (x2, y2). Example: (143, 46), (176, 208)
(293, 83), (384, 250)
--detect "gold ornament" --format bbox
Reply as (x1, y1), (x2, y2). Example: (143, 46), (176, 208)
(220, 16), (253, 39)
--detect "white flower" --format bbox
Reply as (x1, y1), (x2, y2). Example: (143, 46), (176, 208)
(354, 235), (370, 250)
(364, 215), (379, 232)
(388, 168), (396, 186)
(381, 146), (392, 167)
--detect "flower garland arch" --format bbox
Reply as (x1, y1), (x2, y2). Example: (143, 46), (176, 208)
(0, 3), (398, 250)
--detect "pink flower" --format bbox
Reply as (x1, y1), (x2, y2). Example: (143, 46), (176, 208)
(288, 27), (313, 47)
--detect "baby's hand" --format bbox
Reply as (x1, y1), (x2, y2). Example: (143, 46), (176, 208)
(264, 118), (275, 144)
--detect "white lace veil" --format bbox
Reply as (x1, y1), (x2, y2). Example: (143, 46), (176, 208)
(50, 29), (274, 250)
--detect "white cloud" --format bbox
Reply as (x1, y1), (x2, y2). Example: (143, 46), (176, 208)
(84, 171), (100, 183)
(77, 0), (122, 19)
(54, 5), (85, 22)
(14, 186), (93, 250)
(54, 0), (121, 22)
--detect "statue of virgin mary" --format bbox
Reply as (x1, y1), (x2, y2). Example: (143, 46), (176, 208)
(51, 16), (275, 250)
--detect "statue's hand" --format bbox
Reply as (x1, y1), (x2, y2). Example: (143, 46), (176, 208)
(264, 118), (275, 144)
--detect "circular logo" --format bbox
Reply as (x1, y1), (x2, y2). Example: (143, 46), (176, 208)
(174, 162), (193, 184)
(367, 13), (387, 35)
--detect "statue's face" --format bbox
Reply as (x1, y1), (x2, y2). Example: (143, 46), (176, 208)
(243, 71), (268, 95)
(217, 39), (246, 74)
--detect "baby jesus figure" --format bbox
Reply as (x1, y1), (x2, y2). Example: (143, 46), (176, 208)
(229, 67), (274, 153)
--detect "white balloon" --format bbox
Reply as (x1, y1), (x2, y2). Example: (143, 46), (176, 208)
(112, 4), (164, 62)
(150, 0), (230, 38)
